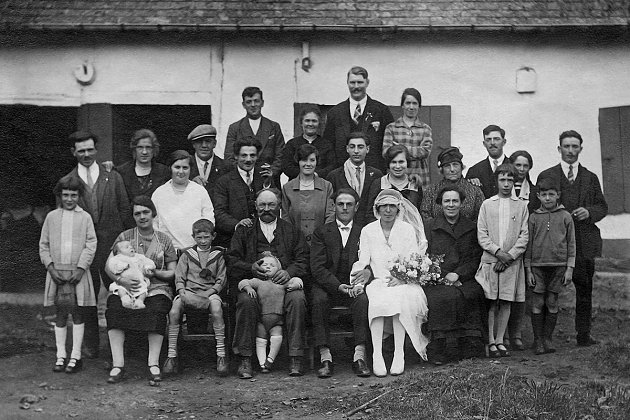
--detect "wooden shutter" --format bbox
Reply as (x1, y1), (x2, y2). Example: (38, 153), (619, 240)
(599, 106), (630, 214)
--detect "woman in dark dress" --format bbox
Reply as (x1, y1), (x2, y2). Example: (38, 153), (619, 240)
(423, 185), (485, 364)
(281, 107), (336, 180)
(365, 144), (422, 223)
(104, 195), (177, 384)
(115, 129), (170, 199)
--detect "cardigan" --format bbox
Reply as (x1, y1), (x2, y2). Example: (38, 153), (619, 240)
(281, 176), (335, 243)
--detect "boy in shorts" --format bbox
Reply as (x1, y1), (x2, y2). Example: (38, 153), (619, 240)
(163, 219), (228, 375)
(525, 178), (576, 355)
(238, 252), (303, 372)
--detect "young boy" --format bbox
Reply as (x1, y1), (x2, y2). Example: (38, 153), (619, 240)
(476, 164), (529, 358)
(162, 219), (228, 376)
(107, 241), (155, 309)
(525, 178), (576, 355)
(238, 252), (303, 372)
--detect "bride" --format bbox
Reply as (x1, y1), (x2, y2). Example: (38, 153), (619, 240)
(351, 189), (429, 377)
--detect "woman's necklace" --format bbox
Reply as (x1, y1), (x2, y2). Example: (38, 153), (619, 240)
(135, 228), (155, 251)
(299, 176), (315, 189)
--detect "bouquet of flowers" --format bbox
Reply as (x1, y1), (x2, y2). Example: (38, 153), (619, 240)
(389, 253), (446, 286)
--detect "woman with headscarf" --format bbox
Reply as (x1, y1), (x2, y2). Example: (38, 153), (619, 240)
(351, 189), (429, 377)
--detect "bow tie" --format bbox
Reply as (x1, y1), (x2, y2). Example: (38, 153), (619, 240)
(338, 225), (350, 231)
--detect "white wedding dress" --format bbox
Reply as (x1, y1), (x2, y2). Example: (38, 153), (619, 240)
(352, 218), (430, 360)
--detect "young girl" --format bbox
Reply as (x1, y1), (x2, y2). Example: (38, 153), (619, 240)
(238, 252), (303, 372)
(476, 164), (529, 358)
(39, 177), (97, 373)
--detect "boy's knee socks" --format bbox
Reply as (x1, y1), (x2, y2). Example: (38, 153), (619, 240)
(213, 323), (225, 357)
(167, 325), (180, 358)
(55, 326), (67, 359)
(256, 337), (268, 367)
(71, 323), (84, 360)
(268, 336), (282, 362)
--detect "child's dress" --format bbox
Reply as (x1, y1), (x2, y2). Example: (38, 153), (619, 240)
(40, 206), (97, 307)
(475, 196), (529, 302)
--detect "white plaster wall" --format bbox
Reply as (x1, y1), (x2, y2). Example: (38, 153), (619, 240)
(1, 35), (629, 238)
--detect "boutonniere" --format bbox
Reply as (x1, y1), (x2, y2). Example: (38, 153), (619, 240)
(369, 171), (374, 177)
(364, 112), (374, 124)
(371, 121), (381, 131)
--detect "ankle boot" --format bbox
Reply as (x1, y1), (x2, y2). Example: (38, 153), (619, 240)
(543, 312), (558, 354)
(531, 313), (545, 355)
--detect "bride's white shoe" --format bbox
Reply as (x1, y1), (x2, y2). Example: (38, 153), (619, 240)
(372, 353), (387, 377)
(390, 354), (405, 376)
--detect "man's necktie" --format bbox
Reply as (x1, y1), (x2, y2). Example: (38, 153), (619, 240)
(86, 168), (95, 189)
(353, 103), (361, 123)
(246, 170), (252, 187)
(568, 164), (574, 184)
(203, 161), (209, 178)
(492, 159), (499, 173)
(355, 166), (362, 196)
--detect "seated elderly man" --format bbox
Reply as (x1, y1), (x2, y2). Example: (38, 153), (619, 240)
(227, 188), (309, 378)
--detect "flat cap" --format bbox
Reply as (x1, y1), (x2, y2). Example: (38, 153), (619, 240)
(188, 124), (217, 142)
(437, 146), (463, 167)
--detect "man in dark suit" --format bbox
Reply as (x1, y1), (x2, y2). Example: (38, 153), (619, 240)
(62, 130), (131, 358)
(213, 137), (268, 249)
(466, 124), (510, 199)
(537, 130), (608, 346)
(310, 188), (372, 378)
(326, 132), (383, 226)
(227, 188), (308, 378)
(323, 66), (394, 171)
(224, 86), (285, 187)
(188, 124), (227, 199)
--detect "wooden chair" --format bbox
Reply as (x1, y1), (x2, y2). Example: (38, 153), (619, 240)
(307, 305), (354, 370)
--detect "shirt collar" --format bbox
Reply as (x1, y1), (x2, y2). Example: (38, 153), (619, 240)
(349, 96), (368, 112)
(344, 159), (365, 172)
(195, 153), (213, 169)
(487, 155), (505, 165)
(260, 218), (277, 226)
(237, 166), (252, 178)
(337, 219), (353, 229)
(560, 160), (580, 171)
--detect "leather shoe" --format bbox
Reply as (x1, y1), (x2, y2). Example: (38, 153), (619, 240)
(107, 367), (125, 384)
(317, 360), (334, 378)
(52, 357), (67, 373)
(65, 358), (83, 374)
(216, 356), (229, 377)
(162, 357), (179, 375)
(352, 359), (371, 377)
(148, 365), (162, 382)
(289, 357), (303, 377)
(237, 357), (253, 379)
(577, 336), (599, 347)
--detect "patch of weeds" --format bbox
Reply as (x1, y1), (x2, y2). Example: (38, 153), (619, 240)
(591, 340), (630, 377)
(323, 362), (630, 419)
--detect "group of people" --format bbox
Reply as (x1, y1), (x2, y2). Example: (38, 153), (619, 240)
(38, 65), (607, 385)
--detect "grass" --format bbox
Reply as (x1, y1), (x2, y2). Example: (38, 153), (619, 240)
(0, 304), (54, 358)
(321, 360), (630, 419)
(591, 339), (630, 378)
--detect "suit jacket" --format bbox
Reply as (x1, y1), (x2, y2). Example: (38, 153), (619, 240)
(227, 218), (308, 289)
(224, 116), (285, 185)
(62, 164), (131, 243)
(326, 165), (383, 226)
(465, 156), (510, 199)
(212, 168), (268, 248)
(323, 96), (394, 171)
(537, 164), (608, 259)
(310, 221), (362, 295)
(189, 154), (227, 199)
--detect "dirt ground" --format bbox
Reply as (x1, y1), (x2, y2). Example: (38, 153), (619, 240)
(1, 303), (629, 420)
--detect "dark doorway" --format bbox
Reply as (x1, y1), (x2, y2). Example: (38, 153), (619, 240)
(0, 104), (77, 292)
(111, 105), (212, 165)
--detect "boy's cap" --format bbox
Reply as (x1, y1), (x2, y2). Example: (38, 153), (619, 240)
(437, 147), (463, 167)
(188, 124), (217, 142)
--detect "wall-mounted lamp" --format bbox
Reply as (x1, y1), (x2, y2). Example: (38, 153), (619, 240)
(516, 66), (536, 93)
(301, 41), (311, 72)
